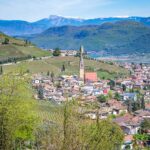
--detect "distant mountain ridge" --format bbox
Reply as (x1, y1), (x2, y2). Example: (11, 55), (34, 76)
(0, 15), (150, 35)
(27, 20), (150, 55)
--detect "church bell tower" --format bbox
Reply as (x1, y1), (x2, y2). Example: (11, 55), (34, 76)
(79, 45), (85, 80)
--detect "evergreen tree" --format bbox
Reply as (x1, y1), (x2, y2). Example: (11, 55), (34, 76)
(47, 71), (50, 76)
(0, 66), (3, 75)
(61, 64), (65, 72)
(126, 99), (132, 113)
(38, 86), (44, 99)
(51, 72), (55, 82)
(122, 84), (126, 92)
(141, 95), (145, 110)
(108, 80), (116, 90)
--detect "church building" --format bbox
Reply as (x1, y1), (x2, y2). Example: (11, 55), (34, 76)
(79, 45), (98, 82)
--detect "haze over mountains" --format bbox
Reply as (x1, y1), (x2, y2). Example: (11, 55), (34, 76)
(0, 15), (150, 55)
(0, 15), (150, 36)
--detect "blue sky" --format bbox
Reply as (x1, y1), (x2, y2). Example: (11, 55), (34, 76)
(0, 0), (150, 22)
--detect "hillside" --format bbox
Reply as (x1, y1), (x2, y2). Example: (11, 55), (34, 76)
(0, 32), (50, 61)
(28, 21), (150, 55)
(3, 56), (129, 80)
(0, 15), (150, 36)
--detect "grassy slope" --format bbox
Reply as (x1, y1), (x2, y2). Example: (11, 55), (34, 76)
(3, 56), (129, 79)
(0, 32), (51, 60)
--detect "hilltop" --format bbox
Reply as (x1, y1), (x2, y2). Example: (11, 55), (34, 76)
(0, 32), (50, 61)
(27, 21), (150, 55)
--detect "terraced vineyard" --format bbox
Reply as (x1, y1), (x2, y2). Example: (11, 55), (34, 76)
(0, 32), (51, 60)
(3, 56), (129, 79)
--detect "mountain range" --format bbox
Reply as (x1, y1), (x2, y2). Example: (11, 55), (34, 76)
(0, 15), (150, 55)
(0, 15), (150, 36)
(24, 20), (150, 55)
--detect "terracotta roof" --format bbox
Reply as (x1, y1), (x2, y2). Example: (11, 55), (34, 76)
(107, 99), (127, 110)
(146, 103), (150, 109)
(124, 135), (133, 142)
(134, 110), (150, 117)
(114, 114), (142, 126)
(85, 72), (98, 82)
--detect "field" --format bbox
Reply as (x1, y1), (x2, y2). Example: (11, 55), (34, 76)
(0, 32), (51, 60)
(0, 44), (51, 59)
(3, 56), (129, 79)
(37, 100), (64, 124)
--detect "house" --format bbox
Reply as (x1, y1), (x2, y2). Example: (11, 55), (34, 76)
(121, 93), (137, 101)
(84, 111), (97, 120)
(60, 50), (77, 56)
(106, 99), (128, 115)
(145, 103), (150, 110)
(113, 114), (141, 135)
(134, 109), (150, 119)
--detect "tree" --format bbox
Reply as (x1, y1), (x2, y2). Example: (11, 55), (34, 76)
(47, 71), (50, 76)
(114, 92), (121, 101)
(0, 66), (3, 75)
(132, 101), (141, 112)
(108, 80), (116, 90)
(53, 48), (61, 56)
(108, 91), (113, 99)
(61, 64), (65, 72)
(122, 84), (126, 92)
(38, 86), (44, 99)
(86, 120), (124, 150)
(34, 100), (124, 150)
(141, 119), (150, 131)
(51, 72), (55, 82)
(140, 63), (143, 69)
(97, 95), (108, 103)
(126, 99), (132, 113)
(2, 38), (9, 44)
(141, 95), (145, 110)
(0, 71), (37, 149)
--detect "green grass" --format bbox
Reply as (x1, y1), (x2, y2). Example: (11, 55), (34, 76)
(97, 71), (117, 80)
(3, 56), (129, 79)
(0, 44), (51, 59)
(37, 100), (64, 124)
(0, 32), (51, 60)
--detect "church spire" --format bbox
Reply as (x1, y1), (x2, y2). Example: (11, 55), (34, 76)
(79, 45), (85, 80)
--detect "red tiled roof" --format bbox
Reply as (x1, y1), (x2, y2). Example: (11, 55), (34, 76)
(146, 103), (150, 109)
(124, 135), (133, 142)
(85, 72), (98, 82)
(114, 113), (142, 126)
(107, 99), (127, 110)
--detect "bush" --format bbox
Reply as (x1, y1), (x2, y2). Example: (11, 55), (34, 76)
(97, 95), (108, 103)
(53, 48), (61, 56)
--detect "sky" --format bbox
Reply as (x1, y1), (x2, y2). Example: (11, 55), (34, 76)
(0, 0), (150, 22)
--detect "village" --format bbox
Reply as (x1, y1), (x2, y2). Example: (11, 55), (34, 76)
(32, 47), (150, 149)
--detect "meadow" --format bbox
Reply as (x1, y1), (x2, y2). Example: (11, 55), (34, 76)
(3, 56), (129, 79)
